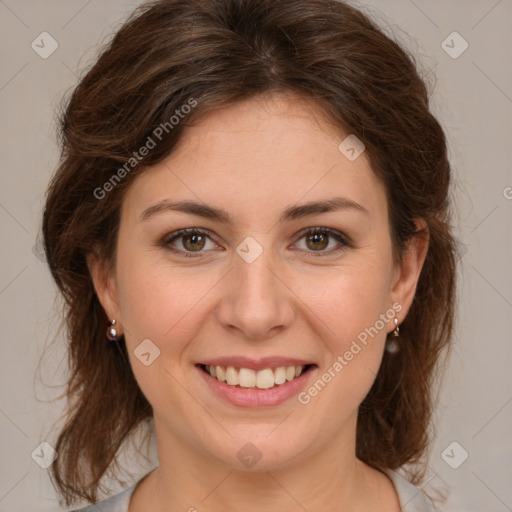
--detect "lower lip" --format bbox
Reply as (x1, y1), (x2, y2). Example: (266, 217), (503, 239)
(195, 365), (317, 408)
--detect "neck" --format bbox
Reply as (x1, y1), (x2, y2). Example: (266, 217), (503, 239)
(130, 415), (399, 512)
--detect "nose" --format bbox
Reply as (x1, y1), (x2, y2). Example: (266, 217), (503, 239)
(215, 241), (296, 340)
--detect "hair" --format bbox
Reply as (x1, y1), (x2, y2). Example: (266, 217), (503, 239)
(42, 0), (458, 506)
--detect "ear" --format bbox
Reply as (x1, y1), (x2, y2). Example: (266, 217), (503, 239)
(86, 250), (122, 329)
(388, 218), (429, 323)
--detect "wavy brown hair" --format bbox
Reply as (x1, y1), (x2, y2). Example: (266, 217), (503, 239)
(42, 0), (457, 506)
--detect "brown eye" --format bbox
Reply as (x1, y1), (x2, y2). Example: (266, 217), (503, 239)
(294, 227), (349, 257)
(305, 232), (329, 251)
(164, 228), (216, 257)
(181, 232), (207, 251)
(163, 226), (349, 259)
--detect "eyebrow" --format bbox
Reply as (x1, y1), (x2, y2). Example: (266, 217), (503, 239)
(139, 196), (369, 224)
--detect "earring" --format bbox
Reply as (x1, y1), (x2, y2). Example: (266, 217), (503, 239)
(392, 318), (400, 337)
(106, 319), (120, 341)
(106, 319), (129, 366)
(386, 318), (400, 354)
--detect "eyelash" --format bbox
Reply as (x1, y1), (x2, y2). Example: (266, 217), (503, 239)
(162, 227), (350, 259)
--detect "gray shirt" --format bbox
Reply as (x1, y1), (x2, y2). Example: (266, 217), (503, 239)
(70, 468), (436, 511)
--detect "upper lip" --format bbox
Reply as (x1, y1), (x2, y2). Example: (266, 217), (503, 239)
(198, 356), (316, 371)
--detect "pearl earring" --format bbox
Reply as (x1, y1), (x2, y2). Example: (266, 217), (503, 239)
(386, 318), (400, 354)
(106, 319), (120, 341)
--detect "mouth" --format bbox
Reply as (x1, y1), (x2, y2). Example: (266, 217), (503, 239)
(197, 363), (317, 390)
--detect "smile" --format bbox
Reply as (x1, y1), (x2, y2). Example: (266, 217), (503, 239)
(199, 364), (316, 390)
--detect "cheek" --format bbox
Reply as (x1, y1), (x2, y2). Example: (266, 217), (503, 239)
(306, 262), (392, 338)
(292, 266), (392, 432)
(115, 243), (225, 365)
(114, 258), (212, 404)
(117, 262), (202, 344)
(303, 264), (392, 403)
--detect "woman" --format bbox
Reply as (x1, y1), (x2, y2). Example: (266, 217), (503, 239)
(42, 0), (457, 510)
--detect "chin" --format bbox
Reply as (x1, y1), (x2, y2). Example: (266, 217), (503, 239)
(207, 432), (309, 472)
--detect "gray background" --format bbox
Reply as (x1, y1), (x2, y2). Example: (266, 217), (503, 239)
(0, 0), (511, 510)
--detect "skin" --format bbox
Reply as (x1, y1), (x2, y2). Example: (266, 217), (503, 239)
(88, 92), (428, 512)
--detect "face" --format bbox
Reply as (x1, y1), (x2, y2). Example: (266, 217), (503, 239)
(89, 92), (426, 472)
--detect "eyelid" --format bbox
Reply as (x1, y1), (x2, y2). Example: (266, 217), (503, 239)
(292, 227), (351, 257)
(295, 226), (351, 246)
(162, 226), (351, 258)
(162, 227), (218, 257)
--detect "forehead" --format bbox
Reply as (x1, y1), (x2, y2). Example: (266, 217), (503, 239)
(122, 93), (388, 226)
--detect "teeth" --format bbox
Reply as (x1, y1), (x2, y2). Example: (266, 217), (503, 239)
(216, 365), (226, 381)
(225, 366), (239, 386)
(204, 364), (308, 389)
(256, 368), (274, 389)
